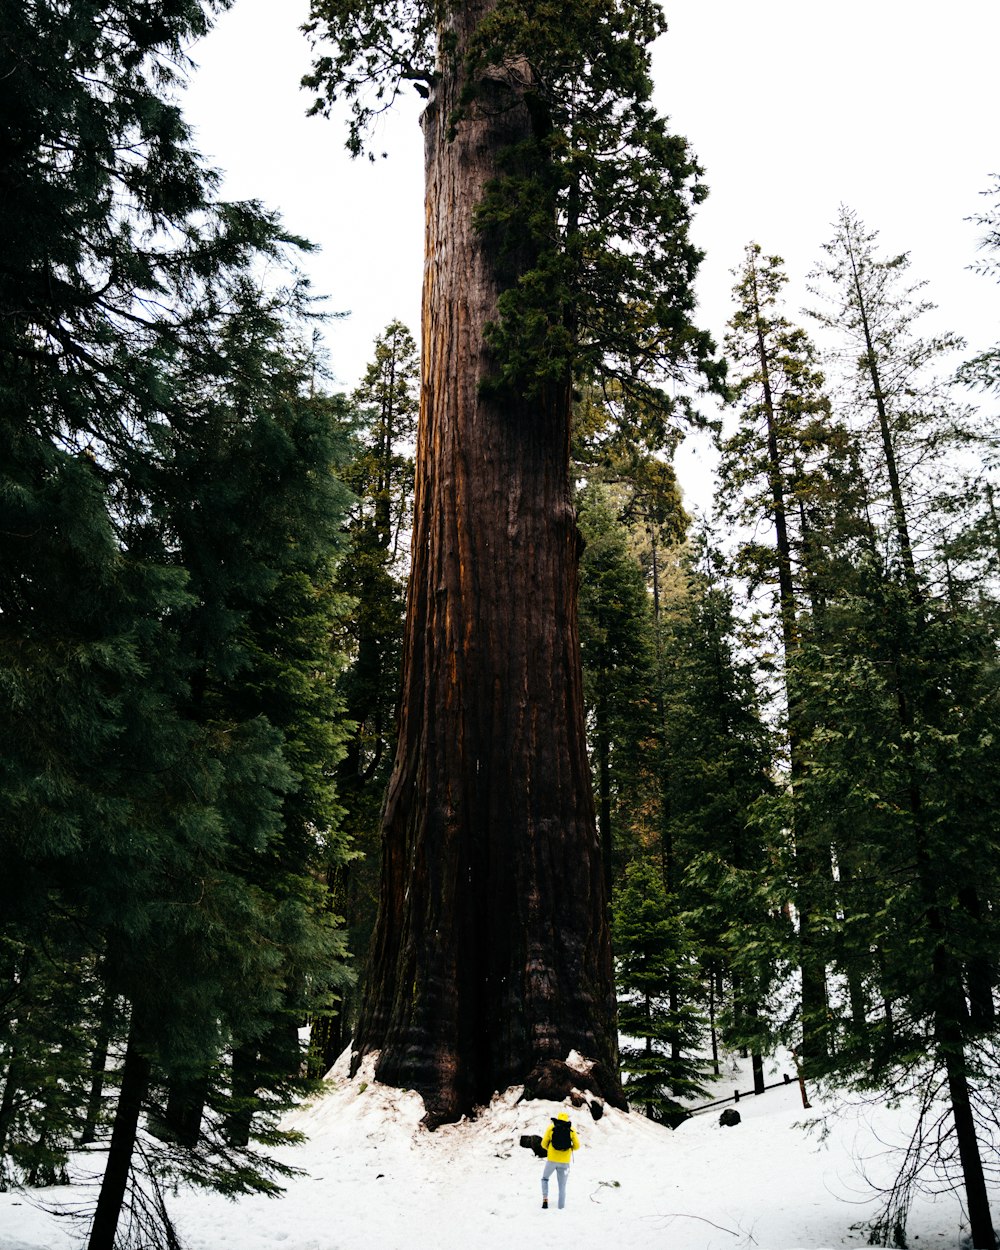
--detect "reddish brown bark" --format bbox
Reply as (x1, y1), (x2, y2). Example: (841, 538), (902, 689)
(351, 4), (622, 1126)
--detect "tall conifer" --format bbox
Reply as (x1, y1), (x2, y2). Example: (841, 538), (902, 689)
(315, 323), (419, 1071)
(306, 0), (718, 1120)
(718, 244), (855, 1069)
(0, 3), (355, 1244)
(795, 211), (1000, 1248)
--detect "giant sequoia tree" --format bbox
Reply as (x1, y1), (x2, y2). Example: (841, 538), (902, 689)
(306, 0), (716, 1123)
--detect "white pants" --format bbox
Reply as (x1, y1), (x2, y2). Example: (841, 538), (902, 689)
(541, 1160), (570, 1208)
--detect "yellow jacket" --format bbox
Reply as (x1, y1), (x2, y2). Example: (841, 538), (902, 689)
(541, 1115), (580, 1163)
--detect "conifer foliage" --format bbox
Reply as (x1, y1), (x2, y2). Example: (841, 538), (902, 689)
(614, 860), (709, 1121)
(709, 215), (1000, 1248)
(577, 482), (658, 898)
(575, 474), (778, 1119)
(0, 3), (354, 1246)
(591, 208), (1000, 1247)
(313, 321), (419, 1072)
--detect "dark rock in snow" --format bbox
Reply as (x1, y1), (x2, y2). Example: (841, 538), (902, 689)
(589, 1099), (604, 1121)
(719, 1108), (741, 1127)
(519, 1134), (547, 1158)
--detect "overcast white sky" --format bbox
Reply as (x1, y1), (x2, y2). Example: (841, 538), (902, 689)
(184, 0), (1000, 503)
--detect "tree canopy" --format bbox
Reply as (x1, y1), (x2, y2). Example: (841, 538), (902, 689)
(305, 0), (721, 419)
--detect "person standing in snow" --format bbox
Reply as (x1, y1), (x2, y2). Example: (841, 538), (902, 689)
(540, 1110), (579, 1209)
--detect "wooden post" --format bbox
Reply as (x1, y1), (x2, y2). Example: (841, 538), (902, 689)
(791, 1049), (811, 1110)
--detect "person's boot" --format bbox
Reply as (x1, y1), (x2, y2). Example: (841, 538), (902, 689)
(542, 1198), (548, 1209)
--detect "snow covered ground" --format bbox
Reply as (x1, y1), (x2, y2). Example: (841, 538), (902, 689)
(0, 1049), (988, 1250)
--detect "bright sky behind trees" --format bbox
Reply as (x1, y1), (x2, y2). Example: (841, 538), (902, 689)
(184, 0), (1000, 503)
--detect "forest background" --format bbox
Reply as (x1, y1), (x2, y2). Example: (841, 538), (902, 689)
(4, 1), (1000, 1249)
(185, 0), (1000, 430)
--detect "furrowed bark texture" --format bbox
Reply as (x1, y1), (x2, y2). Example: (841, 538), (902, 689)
(351, 5), (622, 1127)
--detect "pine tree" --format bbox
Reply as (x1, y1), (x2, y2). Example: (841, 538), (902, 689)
(656, 549), (783, 1090)
(0, 936), (100, 1187)
(958, 175), (1000, 395)
(0, 3), (355, 1245)
(808, 206), (985, 595)
(315, 323), (418, 1072)
(718, 243), (860, 1069)
(0, 422), (195, 1199)
(133, 286), (356, 1145)
(786, 562), (1000, 1247)
(954, 179), (1000, 593)
(79, 347), (356, 1250)
(795, 211), (1000, 1248)
(614, 861), (710, 1121)
(577, 482), (658, 900)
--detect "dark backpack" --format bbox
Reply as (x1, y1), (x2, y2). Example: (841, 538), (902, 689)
(550, 1118), (572, 1151)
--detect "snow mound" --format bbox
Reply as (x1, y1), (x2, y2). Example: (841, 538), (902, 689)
(254, 1048), (838, 1249)
(0, 1053), (985, 1250)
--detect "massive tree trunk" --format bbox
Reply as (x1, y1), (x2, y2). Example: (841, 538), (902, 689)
(350, 2), (622, 1127)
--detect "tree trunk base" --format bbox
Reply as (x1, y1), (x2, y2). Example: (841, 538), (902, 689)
(520, 1057), (626, 1112)
(366, 1050), (627, 1131)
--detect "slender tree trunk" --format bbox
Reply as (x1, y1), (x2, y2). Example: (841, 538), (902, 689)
(595, 691), (613, 907)
(942, 1034), (995, 1249)
(892, 665), (996, 1250)
(732, 973), (765, 1094)
(79, 992), (116, 1146)
(959, 885), (995, 1028)
(928, 938), (996, 1249)
(748, 263), (827, 1065)
(846, 246), (918, 593)
(881, 994), (896, 1046)
(668, 975), (681, 1093)
(351, 3), (621, 1125)
(158, 1076), (207, 1148)
(985, 482), (1000, 570)
(87, 1027), (151, 1250)
(846, 967), (868, 1044)
(0, 954), (31, 1159)
(0, 1037), (23, 1159)
(747, 1004), (765, 1096)
(835, 851), (871, 1056)
(225, 1044), (256, 1149)
(793, 1048), (812, 1110)
(708, 971), (719, 1078)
